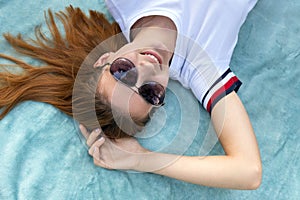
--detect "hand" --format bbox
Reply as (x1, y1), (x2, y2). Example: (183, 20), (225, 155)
(79, 124), (149, 170)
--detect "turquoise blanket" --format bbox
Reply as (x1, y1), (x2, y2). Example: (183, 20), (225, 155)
(0, 0), (299, 199)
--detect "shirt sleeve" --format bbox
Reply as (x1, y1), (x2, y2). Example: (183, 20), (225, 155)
(190, 67), (242, 114)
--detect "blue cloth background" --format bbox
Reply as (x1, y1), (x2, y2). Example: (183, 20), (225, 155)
(0, 0), (299, 199)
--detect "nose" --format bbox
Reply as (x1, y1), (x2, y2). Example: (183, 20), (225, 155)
(122, 52), (159, 86)
(135, 54), (160, 86)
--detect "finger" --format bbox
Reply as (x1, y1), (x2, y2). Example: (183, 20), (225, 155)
(86, 128), (103, 147)
(79, 124), (89, 140)
(88, 137), (105, 156)
(93, 145), (101, 161)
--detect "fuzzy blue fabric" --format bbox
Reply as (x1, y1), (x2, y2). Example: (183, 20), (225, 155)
(0, 0), (299, 199)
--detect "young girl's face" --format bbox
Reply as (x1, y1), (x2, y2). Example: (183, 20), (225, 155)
(95, 41), (171, 122)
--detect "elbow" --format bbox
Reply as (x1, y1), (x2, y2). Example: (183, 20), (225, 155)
(248, 167), (262, 190)
(243, 162), (262, 190)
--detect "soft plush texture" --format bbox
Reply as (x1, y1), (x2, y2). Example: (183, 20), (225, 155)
(0, 0), (299, 199)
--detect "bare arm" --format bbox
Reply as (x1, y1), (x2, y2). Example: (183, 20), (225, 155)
(82, 92), (262, 189)
(138, 92), (262, 189)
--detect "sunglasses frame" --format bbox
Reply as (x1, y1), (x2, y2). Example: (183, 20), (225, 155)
(106, 57), (166, 107)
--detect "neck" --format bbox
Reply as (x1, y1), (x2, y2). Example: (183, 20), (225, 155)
(130, 16), (177, 61)
(131, 15), (177, 36)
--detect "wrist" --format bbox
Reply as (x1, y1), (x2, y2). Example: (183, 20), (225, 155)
(133, 151), (180, 173)
(132, 149), (152, 172)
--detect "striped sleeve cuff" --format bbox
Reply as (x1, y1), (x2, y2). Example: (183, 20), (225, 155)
(201, 68), (242, 114)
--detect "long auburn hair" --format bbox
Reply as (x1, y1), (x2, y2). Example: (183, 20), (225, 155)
(0, 6), (145, 138)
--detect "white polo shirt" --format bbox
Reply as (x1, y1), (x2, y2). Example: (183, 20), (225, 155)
(105, 0), (257, 113)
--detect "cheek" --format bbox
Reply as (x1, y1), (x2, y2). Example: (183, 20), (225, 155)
(155, 66), (169, 86)
(154, 73), (169, 88)
(107, 82), (150, 120)
(129, 94), (152, 120)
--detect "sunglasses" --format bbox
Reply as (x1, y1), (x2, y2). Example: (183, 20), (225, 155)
(107, 57), (165, 106)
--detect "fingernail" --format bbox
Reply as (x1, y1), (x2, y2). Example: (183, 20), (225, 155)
(95, 128), (100, 133)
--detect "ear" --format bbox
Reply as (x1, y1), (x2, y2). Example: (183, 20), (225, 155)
(94, 52), (114, 68)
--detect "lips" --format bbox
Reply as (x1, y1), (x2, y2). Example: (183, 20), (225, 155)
(141, 50), (163, 68)
(144, 53), (160, 64)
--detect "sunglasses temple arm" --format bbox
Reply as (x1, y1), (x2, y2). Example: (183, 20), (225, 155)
(95, 62), (111, 69)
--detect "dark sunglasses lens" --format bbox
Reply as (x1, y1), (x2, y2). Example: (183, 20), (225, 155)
(110, 58), (137, 86)
(138, 82), (165, 106)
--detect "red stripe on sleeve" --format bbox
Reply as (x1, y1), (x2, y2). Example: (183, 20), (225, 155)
(206, 76), (239, 112)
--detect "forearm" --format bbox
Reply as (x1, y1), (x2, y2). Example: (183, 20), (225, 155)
(84, 92), (262, 189)
(136, 152), (261, 190)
